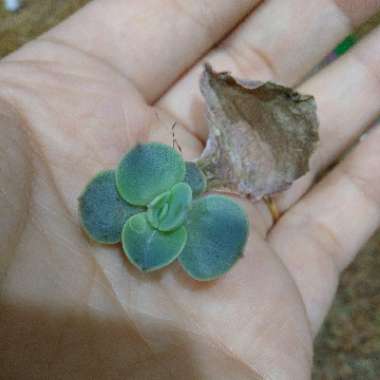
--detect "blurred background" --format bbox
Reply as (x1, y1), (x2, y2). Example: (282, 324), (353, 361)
(1, 1), (379, 378)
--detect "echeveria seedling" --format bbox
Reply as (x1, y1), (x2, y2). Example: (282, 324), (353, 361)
(79, 142), (249, 281)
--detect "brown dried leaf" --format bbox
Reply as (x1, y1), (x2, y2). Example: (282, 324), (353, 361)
(197, 64), (319, 201)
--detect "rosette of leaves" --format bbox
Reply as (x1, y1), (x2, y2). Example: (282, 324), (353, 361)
(79, 143), (249, 281)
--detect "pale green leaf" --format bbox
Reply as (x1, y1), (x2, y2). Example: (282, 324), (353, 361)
(79, 171), (142, 244)
(122, 213), (187, 272)
(116, 143), (185, 206)
(184, 162), (207, 197)
(157, 182), (192, 232)
(179, 195), (249, 280)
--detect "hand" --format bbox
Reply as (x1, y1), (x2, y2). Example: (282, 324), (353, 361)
(1, 1), (380, 379)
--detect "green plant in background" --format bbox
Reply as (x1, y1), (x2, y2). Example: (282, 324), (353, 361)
(79, 142), (249, 281)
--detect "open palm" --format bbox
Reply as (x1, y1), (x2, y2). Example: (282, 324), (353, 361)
(1, 1), (380, 379)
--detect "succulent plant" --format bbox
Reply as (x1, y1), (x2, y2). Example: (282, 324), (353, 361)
(78, 64), (319, 281)
(79, 142), (249, 281)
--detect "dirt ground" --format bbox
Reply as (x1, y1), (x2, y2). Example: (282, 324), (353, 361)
(1, 1), (379, 378)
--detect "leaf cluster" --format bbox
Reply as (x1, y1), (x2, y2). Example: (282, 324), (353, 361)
(79, 143), (249, 281)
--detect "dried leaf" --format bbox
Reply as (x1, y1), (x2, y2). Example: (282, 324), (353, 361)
(197, 64), (319, 201)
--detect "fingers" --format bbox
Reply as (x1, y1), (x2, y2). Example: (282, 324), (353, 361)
(158, 0), (380, 139)
(21, 0), (260, 103)
(334, 0), (380, 26)
(269, 124), (380, 334)
(276, 25), (380, 211)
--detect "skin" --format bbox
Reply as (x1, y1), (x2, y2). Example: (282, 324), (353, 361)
(1, 1), (380, 378)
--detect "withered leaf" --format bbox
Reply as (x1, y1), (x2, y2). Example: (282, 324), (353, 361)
(196, 64), (319, 201)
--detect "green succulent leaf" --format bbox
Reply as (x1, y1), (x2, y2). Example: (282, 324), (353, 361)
(184, 162), (207, 197)
(155, 182), (192, 232)
(146, 190), (171, 229)
(122, 212), (187, 272)
(79, 170), (143, 244)
(179, 195), (249, 281)
(116, 142), (186, 206)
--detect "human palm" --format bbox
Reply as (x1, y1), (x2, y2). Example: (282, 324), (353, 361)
(1, 1), (380, 379)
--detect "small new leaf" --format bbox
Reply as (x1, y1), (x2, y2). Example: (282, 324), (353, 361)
(158, 182), (192, 232)
(147, 182), (192, 232)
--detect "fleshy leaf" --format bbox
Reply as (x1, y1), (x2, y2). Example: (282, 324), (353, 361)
(158, 183), (192, 232)
(79, 170), (143, 244)
(116, 142), (186, 206)
(197, 64), (319, 201)
(147, 183), (192, 232)
(146, 191), (171, 229)
(184, 162), (207, 197)
(122, 212), (187, 272)
(178, 195), (249, 281)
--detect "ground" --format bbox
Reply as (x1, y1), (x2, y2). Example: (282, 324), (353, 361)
(1, 1), (379, 378)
